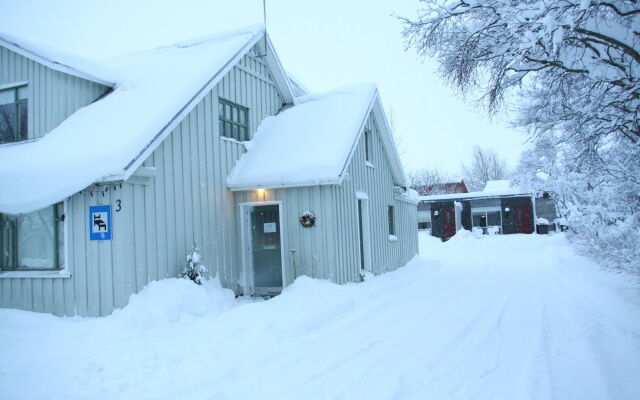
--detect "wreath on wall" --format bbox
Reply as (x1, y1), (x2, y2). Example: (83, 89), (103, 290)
(299, 211), (317, 228)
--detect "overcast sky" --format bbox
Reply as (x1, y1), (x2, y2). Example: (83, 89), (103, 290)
(1, 0), (527, 177)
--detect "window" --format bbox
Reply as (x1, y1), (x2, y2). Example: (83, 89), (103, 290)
(218, 98), (249, 141)
(471, 209), (502, 233)
(388, 205), (395, 235)
(364, 129), (372, 162)
(0, 203), (64, 270)
(0, 85), (28, 144)
(417, 210), (431, 230)
(472, 213), (487, 228)
(418, 221), (431, 230)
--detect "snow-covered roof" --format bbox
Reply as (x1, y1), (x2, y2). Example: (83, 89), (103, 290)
(286, 72), (310, 96)
(227, 84), (406, 190)
(0, 31), (117, 86)
(0, 25), (295, 214)
(482, 180), (512, 192)
(419, 180), (528, 203)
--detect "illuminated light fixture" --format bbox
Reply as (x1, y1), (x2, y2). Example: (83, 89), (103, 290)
(256, 188), (266, 200)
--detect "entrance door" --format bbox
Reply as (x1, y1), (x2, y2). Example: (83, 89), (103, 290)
(513, 204), (532, 234)
(250, 205), (283, 294)
(441, 208), (456, 241)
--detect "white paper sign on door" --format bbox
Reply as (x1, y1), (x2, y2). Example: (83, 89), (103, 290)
(264, 222), (276, 233)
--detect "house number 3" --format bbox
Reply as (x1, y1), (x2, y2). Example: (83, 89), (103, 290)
(115, 199), (122, 212)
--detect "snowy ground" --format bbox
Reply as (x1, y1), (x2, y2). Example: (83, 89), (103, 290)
(1, 232), (639, 400)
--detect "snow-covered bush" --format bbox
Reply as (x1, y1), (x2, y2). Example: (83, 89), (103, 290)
(514, 140), (640, 275)
(180, 242), (209, 285)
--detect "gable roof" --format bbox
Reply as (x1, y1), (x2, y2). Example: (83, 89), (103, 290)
(0, 25), (295, 214)
(227, 84), (406, 191)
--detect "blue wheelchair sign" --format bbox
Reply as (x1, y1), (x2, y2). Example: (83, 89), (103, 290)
(89, 205), (112, 240)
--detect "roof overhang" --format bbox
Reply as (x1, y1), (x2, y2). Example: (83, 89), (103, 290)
(228, 178), (341, 192)
(419, 192), (534, 203)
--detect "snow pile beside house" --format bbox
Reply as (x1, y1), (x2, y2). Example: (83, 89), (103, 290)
(111, 277), (237, 328)
(227, 84), (377, 189)
(1, 233), (639, 399)
(0, 25), (263, 214)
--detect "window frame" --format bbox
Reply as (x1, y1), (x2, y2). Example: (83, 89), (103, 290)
(418, 221), (431, 230)
(364, 128), (372, 162)
(0, 83), (28, 145)
(218, 98), (249, 142)
(388, 205), (395, 236)
(0, 202), (65, 272)
(471, 208), (502, 234)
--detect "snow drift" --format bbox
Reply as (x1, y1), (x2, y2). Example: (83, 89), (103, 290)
(1, 233), (638, 399)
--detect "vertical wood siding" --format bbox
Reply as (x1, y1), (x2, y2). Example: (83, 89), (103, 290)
(0, 45), (109, 316)
(0, 45), (285, 316)
(0, 46), (109, 140)
(235, 111), (418, 289)
(330, 114), (418, 281)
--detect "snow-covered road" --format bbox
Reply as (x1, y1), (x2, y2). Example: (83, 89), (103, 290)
(1, 233), (639, 399)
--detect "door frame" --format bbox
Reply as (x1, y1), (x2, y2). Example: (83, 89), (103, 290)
(238, 201), (286, 295)
(356, 193), (372, 272)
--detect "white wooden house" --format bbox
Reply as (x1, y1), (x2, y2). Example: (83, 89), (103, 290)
(0, 26), (418, 316)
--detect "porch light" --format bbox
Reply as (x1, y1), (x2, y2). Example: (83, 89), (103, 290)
(256, 188), (266, 200)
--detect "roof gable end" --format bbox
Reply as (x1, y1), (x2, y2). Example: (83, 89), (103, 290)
(338, 91), (406, 188)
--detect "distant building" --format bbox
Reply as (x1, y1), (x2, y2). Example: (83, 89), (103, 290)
(414, 180), (467, 230)
(412, 180), (468, 196)
(418, 180), (558, 240)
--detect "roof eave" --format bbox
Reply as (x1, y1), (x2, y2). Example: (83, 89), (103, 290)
(228, 178), (341, 192)
(0, 36), (116, 87)
(419, 192), (534, 203)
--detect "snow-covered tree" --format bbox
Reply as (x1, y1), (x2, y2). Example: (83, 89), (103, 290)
(401, 1), (640, 273)
(460, 145), (508, 191)
(408, 167), (449, 194)
(180, 242), (208, 285)
(401, 1), (639, 136)
(514, 137), (640, 274)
